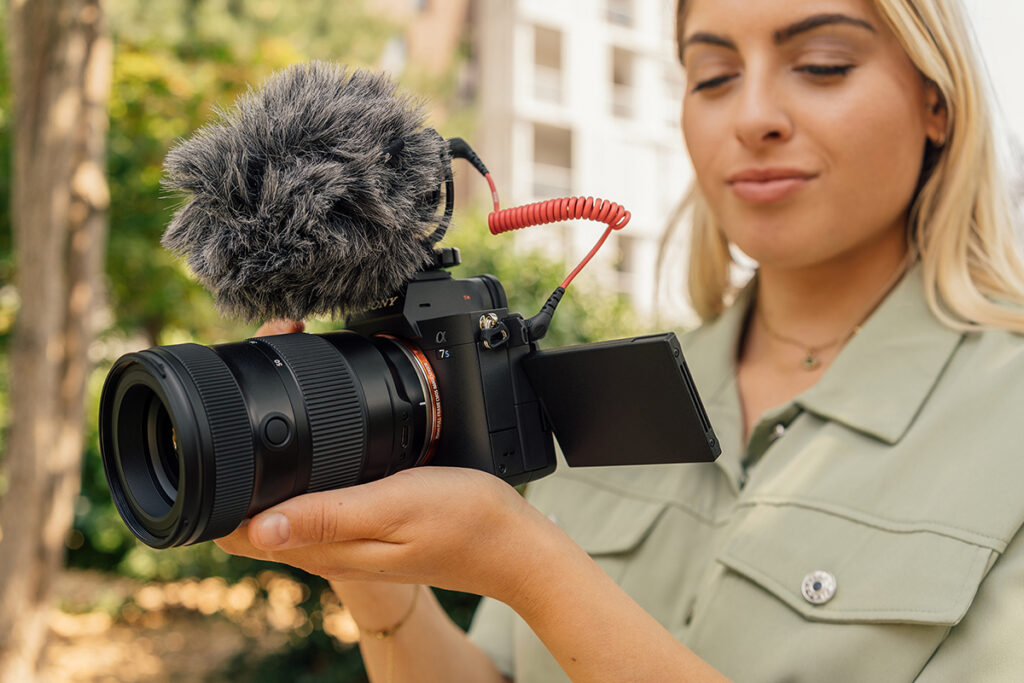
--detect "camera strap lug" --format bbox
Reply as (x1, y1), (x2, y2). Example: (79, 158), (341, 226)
(478, 313), (530, 351)
(480, 324), (510, 350)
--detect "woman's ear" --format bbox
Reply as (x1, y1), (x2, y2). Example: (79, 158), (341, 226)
(924, 80), (949, 146)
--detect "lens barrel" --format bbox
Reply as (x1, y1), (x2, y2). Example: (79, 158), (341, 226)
(99, 332), (436, 548)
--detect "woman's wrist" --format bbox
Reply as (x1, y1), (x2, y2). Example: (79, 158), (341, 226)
(485, 500), (590, 616)
(329, 580), (424, 633)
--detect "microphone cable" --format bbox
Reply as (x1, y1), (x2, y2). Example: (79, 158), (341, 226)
(447, 138), (631, 289)
(448, 138), (631, 341)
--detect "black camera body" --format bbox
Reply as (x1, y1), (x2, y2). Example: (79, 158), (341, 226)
(345, 269), (557, 485)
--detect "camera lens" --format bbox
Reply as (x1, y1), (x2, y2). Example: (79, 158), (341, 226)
(99, 332), (439, 548)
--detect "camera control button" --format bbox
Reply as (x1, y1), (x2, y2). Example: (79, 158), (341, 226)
(263, 416), (291, 447)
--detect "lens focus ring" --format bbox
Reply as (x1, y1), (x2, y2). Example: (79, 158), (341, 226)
(256, 334), (366, 492)
(163, 344), (255, 542)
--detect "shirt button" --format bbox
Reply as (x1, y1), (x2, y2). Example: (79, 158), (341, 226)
(801, 570), (837, 605)
(771, 423), (787, 441)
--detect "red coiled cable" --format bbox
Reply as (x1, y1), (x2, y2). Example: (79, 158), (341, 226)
(483, 173), (631, 289)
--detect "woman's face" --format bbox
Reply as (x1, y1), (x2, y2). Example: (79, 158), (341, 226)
(680, 0), (946, 269)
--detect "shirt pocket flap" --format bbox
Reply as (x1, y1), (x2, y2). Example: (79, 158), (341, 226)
(717, 504), (994, 625)
(528, 475), (667, 555)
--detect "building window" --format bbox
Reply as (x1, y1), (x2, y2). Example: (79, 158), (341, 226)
(380, 36), (408, 76)
(611, 48), (634, 118)
(607, 0), (633, 27)
(615, 234), (640, 273)
(532, 124), (573, 198)
(533, 25), (563, 104)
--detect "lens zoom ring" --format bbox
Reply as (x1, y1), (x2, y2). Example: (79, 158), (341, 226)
(257, 335), (366, 492)
(166, 344), (255, 541)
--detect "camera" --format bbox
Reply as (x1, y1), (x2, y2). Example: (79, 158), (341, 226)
(99, 260), (720, 549)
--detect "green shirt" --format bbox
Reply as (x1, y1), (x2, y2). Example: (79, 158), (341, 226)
(468, 264), (1024, 681)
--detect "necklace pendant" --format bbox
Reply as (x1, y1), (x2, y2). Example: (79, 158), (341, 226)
(802, 353), (821, 371)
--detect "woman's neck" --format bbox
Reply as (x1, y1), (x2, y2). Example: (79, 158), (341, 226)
(734, 231), (913, 442)
(752, 236), (911, 354)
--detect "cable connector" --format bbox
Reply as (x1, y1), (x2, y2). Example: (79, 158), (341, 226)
(525, 287), (565, 343)
(447, 138), (490, 176)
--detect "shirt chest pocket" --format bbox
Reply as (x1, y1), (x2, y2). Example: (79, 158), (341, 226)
(527, 475), (669, 583)
(691, 503), (996, 682)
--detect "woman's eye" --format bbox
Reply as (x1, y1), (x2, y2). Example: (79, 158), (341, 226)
(796, 64), (854, 78)
(691, 74), (737, 93)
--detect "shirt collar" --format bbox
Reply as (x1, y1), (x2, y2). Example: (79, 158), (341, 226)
(684, 262), (965, 449)
(796, 262), (964, 443)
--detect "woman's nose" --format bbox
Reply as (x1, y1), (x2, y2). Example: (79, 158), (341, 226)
(733, 73), (793, 150)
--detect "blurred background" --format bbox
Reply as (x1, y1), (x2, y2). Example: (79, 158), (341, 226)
(0, 1), (1020, 681)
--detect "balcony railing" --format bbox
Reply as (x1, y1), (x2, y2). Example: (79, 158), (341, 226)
(612, 84), (633, 118)
(607, 0), (633, 26)
(534, 65), (563, 104)
(531, 162), (573, 199)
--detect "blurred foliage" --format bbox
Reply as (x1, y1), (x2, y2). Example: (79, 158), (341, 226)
(0, 0), (645, 679)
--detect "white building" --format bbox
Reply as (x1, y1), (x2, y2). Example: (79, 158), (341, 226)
(473, 0), (694, 321)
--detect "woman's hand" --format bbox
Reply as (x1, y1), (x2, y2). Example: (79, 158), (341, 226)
(255, 319), (305, 336)
(214, 466), (556, 604)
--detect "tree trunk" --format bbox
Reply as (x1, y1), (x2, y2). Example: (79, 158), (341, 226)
(0, 0), (111, 678)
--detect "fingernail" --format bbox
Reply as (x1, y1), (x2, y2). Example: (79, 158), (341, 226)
(256, 513), (290, 547)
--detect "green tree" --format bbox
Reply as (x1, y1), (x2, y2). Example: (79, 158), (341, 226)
(0, 1), (112, 678)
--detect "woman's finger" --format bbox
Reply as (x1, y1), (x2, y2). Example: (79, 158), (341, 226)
(214, 523), (276, 561)
(260, 539), (413, 581)
(219, 523), (414, 583)
(246, 478), (412, 551)
(255, 319), (305, 336)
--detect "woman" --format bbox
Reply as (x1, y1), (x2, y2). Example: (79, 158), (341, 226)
(217, 0), (1024, 680)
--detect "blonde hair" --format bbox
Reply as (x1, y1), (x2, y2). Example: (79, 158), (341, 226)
(667, 0), (1024, 331)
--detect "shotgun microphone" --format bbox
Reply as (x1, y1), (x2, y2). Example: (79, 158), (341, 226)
(161, 61), (452, 322)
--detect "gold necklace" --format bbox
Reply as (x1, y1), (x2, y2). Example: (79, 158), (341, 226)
(757, 252), (915, 371)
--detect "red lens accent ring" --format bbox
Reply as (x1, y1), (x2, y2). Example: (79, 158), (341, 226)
(376, 335), (442, 466)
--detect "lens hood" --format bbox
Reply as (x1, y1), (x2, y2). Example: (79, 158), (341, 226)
(99, 345), (255, 548)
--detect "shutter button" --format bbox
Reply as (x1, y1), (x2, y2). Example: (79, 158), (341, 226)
(263, 416), (292, 447)
(801, 570), (837, 605)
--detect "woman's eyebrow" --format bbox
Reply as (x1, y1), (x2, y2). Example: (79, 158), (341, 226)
(682, 13), (876, 53)
(682, 32), (737, 52)
(773, 13), (876, 44)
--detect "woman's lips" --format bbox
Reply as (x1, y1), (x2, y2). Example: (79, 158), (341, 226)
(727, 171), (817, 204)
